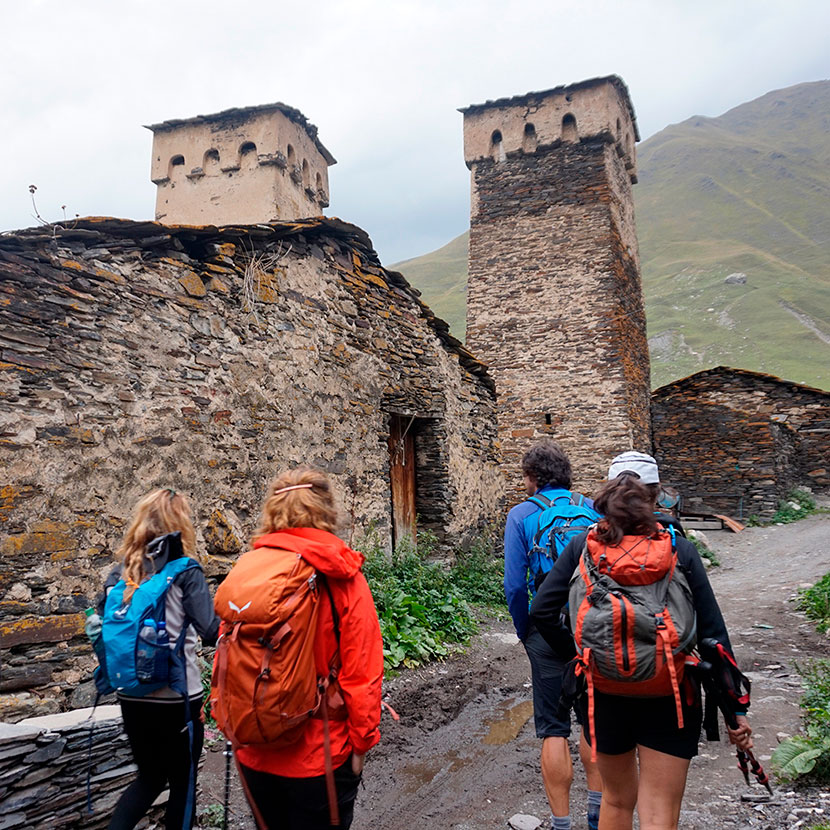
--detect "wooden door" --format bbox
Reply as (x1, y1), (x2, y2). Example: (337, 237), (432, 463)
(388, 415), (416, 546)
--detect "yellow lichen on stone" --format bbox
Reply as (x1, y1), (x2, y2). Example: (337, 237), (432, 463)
(255, 269), (282, 304)
(208, 277), (229, 294)
(94, 267), (126, 285)
(2, 522), (78, 556)
(59, 260), (84, 271)
(178, 271), (208, 298)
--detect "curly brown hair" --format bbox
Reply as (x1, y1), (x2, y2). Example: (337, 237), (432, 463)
(592, 475), (660, 545)
(254, 466), (339, 539)
(521, 441), (572, 489)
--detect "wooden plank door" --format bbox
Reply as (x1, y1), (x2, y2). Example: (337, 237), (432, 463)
(388, 415), (416, 546)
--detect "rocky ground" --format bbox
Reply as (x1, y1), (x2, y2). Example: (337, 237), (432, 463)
(199, 511), (830, 829)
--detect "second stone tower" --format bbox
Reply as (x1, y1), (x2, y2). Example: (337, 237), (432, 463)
(461, 75), (652, 494)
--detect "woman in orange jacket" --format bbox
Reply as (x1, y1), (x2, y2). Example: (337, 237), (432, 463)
(229, 466), (384, 829)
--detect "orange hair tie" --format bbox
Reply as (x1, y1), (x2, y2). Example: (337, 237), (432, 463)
(125, 577), (140, 589)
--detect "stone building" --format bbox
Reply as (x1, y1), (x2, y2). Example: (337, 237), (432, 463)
(461, 76), (651, 497)
(0, 214), (502, 716)
(148, 102), (335, 225)
(652, 366), (830, 519)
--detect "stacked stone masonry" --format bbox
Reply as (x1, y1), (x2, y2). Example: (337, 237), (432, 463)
(0, 706), (165, 829)
(462, 76), (650, 499)
(652, 366), (830, 518)
(0, 216), (502, 716)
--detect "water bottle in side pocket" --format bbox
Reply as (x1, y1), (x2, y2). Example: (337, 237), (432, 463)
(136, 619), (158, 683)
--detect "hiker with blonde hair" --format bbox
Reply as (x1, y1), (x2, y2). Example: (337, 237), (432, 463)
(97, 488), (219, 830)
(211, 466), (384, 830)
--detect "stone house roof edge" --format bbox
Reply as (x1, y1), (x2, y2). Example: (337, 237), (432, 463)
(652, 365), (830, 399)
(0, 216), (494, 394)
(144, 102), (337, 166)
(458, 75), (640, 141)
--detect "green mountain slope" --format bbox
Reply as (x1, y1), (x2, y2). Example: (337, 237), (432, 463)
(637, 80), (830, 389)
(393, 80), (830, 390)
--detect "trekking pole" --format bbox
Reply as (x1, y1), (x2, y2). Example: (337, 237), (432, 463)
(223, 741), (232, 830)
(698, 639), (773, 795)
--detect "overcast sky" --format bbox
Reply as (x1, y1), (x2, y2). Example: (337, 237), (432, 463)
(3, 0), (829, 264)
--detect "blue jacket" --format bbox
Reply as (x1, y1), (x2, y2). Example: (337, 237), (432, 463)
(504, 486), (593, 641)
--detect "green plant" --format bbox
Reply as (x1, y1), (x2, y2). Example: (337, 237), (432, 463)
(199, 652), (216, 727)
(800, 573), (830, 633)
(449, 525), (506, 607)
(772, 659), (830, 782)
(769, 489), (817, 525)
(361, 528), (478, 672)
(198, 803), (225, 828)
(689, 534), (720, 567)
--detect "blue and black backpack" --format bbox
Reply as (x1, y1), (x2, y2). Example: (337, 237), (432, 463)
(94, 532), (198, 697)
(526, 492), (601, 589)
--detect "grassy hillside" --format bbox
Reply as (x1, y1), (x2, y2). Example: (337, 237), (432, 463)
(391, 232), (469, 337)
(637, 79), (830, 389)
(393, 80), (830, 391)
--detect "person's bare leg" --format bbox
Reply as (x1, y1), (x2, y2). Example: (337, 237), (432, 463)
(541, 736), (573, 817)
(636, 745), (690, 830)
(580, 731), (603, 791)
(595, 749), (637, 830)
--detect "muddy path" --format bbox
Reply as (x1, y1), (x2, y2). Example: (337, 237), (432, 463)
(200, 513), (830, 829)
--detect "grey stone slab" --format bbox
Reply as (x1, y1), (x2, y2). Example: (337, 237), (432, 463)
(24, 736), (66, 763)
(18, 705), (121, 731)
(0, 721), (42, 746)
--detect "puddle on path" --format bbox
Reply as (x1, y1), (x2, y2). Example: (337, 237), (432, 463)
(400, 749), (473, 794)
(482, 699), (534, 745)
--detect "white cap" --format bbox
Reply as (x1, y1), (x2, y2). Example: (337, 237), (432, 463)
(608, 451), (660, 485)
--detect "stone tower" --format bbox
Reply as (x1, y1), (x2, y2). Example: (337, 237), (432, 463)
(461, 75), (651, 494)
(147, 103), (336, 225)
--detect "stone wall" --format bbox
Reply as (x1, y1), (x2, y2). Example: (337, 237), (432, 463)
(652, 366), (830, 518)
(463, 77), (650, 500)
(0, 216), (502, 716)
(0, 706), (164, 829)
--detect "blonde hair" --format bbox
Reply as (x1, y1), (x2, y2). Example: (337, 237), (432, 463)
(255, 467), (338, 539)
(116, 489), (197, 602)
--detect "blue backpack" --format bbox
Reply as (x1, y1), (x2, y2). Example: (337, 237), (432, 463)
(527, 492), (601, 588)
(95, 533), (199, 696)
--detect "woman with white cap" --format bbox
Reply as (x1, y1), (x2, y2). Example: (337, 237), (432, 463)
(530, 451), (752, 830)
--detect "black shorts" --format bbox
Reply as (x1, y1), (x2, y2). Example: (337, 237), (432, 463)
(579, 690), (702, 760)
(524, 628), (577, 739)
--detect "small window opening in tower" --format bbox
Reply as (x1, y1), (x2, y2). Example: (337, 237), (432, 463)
(203, 148), (220, 172)
(522, 122), (537, 153)
(287, 144), (296, 164)
(545, 413), (552, 426)
(490, 129), (506, 162)
(562, 114), (578, 143)
(240, 142), (257, 168)
(302, 159), (310, 188)
(616, 119), (622, 140)
(168, 155), (185, 178)
(315, 171), (324, 192)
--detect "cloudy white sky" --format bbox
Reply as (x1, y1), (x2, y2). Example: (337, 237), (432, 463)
(3, 0), (829, 263)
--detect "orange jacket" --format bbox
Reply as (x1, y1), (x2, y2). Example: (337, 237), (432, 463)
(235, 527), (384, 778)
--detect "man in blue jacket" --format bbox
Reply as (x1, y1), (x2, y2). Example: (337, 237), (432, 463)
(504, 441), (602, 830)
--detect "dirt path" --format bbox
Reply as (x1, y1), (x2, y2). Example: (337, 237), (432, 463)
(200, 513), (830, 829)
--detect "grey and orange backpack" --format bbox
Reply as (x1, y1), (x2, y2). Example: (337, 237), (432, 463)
(568, 524), (697, 758)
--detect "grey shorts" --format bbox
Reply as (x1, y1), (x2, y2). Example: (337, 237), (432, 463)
(523, 628), (573, 739)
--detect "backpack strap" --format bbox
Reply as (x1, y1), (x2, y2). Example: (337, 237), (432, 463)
(527, 494), (552, 511)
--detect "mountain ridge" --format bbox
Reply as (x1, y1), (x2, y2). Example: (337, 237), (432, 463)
(392, 80), (830, 390)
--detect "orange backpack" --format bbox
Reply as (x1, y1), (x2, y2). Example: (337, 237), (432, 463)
(210, 546), (342, 748)
(568, 526), (697, 759)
